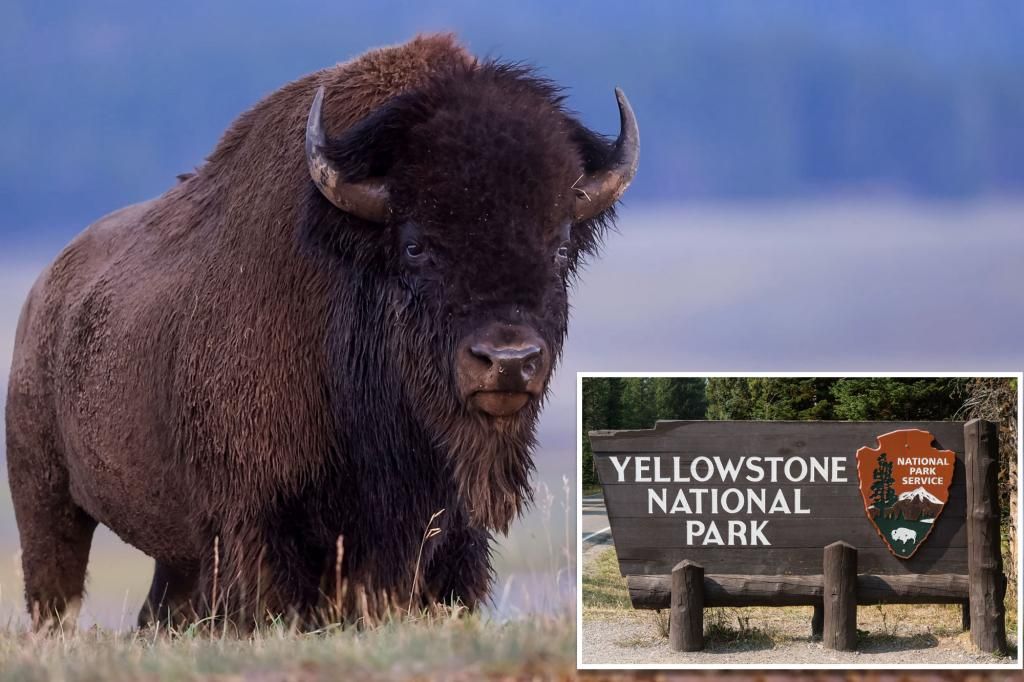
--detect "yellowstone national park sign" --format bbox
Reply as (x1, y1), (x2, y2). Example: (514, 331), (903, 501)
(590, 420), (968, 576)
(856, 429), (955, 559)
(589, 419), (1008, 655)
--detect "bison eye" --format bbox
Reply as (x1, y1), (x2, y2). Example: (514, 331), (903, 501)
(404, 241), (425, 259)
(555, 243), (570, 264)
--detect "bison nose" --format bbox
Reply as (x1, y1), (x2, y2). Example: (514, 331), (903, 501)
(456, 324), (551, 417)
(468, 343), (543, 383)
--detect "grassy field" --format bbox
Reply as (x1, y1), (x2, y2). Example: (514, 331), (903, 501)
(0, 477), (578, 680)
(0, 505), (578, 680)
(0, 610), (576, 681)
(0, 539), (577, 682)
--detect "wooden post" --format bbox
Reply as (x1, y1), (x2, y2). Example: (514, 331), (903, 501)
(961, 601), (971, 631)
(670, 560), (704, 651)
(965, 419), (1007, 654)
(822, 541), (857, 651)
(811, 603), (824, 639)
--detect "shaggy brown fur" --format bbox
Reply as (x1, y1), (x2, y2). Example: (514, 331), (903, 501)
(5, 33), (628, 629)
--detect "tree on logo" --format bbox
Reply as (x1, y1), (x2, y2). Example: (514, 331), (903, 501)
(870, 452), (897, 511)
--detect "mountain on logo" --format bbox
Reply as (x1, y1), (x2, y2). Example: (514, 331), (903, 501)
(898, 486), (942, 504)
(878, 486), (943, 522)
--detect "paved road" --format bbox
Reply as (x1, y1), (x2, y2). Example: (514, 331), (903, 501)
(581, 492), (612, 551)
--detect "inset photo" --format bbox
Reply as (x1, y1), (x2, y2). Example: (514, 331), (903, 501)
(578, 373), (1021, 669)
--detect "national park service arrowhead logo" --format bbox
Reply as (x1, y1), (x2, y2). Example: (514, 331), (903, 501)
(856, 429), (955, 559)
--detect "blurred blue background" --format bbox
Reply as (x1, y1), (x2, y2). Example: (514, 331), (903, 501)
(3, 1), (1024, 252)
(1, 1), (1022, 625)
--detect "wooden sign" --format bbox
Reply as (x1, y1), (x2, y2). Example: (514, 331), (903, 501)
(589, 419), (1007, 655)
(590, 420), (967, 577)
(856, 429), (955, 559)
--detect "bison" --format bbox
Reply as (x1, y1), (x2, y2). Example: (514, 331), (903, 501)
(4, 34), (638, 629)
(891, 527), (918, 545)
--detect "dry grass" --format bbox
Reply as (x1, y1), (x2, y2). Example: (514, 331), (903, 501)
(0, 477), (578, 680)
(0, 535), (578, 681)
(0, 610), (576, 681)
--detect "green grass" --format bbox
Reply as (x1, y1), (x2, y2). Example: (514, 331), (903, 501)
(581, 485), (602, 497)
(0, 611), (575, 681)
(581, 546), (630, 611)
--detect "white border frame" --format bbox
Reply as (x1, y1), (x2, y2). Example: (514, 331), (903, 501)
(576, 371), (1023, 671)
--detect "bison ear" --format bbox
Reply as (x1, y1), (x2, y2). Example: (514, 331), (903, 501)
(569, 119), (617, 178)
(569, 88), (639, 223)
(306, 86), (419, 224)
(319, 95), (423, 183)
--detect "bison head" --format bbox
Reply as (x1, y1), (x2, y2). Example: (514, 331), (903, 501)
(304, 62), (637, 529)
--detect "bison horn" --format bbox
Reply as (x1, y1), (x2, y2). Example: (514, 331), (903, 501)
(305, 86), (391, 223)
(573, 88), (640, 222)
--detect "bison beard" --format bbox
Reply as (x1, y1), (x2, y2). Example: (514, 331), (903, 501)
(4, 33), (636, 630)
(441, 406), (538, 533)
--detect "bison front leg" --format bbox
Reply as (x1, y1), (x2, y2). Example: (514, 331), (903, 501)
(7, 433), (98, 631)
(422, 525), (493, 610)
(137, 561), (199, 628)
(195, 524), (325, 630)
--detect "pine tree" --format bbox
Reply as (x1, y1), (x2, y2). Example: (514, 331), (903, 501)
(621, 377), (658, 429)
(832, 378), (967, 420)
(605, 377), (625, 428)
(870, 452), (897, 511)
(707, 377), (964, 422)
(581, 378), (611, 487)
(654, 378), (707, 420)
(706, 378), (753, 419)
(706, 378), (835, 420)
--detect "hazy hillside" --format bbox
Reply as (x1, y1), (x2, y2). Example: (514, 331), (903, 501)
(2, 1), (1024, 249)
